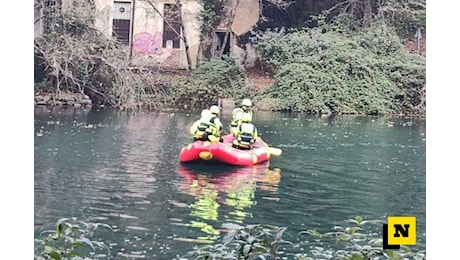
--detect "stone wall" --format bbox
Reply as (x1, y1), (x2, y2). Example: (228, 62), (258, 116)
(34, 92), (92, 108)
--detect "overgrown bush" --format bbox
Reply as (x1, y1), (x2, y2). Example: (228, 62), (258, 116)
(34, 0), (170, 110)
(377, 0), (426, 40)
(250, 17), (425, 116)
(169, 55), (251, 109)
(181, 223), (292, 259)
(181, 216), (426, 260)
(34, 217), (425, 259)
(34, 217), (112, 260)
(299, 216), (426, 260)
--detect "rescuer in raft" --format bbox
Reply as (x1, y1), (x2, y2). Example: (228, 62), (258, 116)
(232, 113), (258, 150)
(209, 105), (223, 136)
(230, 98), (254, 136)
(190, 106), (223, 142)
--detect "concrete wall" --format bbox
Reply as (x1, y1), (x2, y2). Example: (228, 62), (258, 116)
(34, 0), (203, 69)
(95, 0), (114, 38)
(231, 0), (259, 36)
(181, 1), (203, 69)
(34, 0), (261, 70)
(126, 0), (203, 69)
(228, 0), (260, 68)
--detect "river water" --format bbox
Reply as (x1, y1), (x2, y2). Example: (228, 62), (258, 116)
(34, 106), (426, 259)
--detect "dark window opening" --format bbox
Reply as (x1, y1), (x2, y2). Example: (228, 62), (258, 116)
(212, 30), (231, 57)
(163, 4), (181, 49)
(113, 19), (130, 45)
(113, 1), (132, 46)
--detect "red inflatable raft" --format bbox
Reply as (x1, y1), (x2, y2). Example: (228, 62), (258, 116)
(179, 134), (279, 166)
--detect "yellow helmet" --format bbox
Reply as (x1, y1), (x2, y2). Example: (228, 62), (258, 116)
(210, 105), (220, 115)
(242, 98), (252, 107)
(241, 113), (252, 123)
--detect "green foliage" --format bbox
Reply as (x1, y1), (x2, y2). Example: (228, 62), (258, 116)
(35, 217), (425, 259)
(34, 0), (425, 115)
(311, 0), (425, 40)
(183, 216), (426, 259)
(182, 223), (293, 259)
(34, 0), (170, 110)
(299, 216), (426, 260)
(250, 20), (425, 116)
(34, 217), (112, 260)
(169, 55), (250, 108)
(376, 0), (426, 39)
(196, 0), (225, 58)
(197, 0), (221, 37)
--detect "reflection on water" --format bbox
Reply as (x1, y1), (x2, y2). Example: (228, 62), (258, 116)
(174, 162), (281, 243)
(35, 108), (425, 258)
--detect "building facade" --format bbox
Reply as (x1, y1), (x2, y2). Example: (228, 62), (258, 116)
(34, 0), (260, 70)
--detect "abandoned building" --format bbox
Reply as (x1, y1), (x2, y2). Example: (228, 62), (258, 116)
(34, 0), (261, 70)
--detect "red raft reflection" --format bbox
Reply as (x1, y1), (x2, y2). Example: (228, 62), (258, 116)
(173, 162), (282, 243)
(178, 162), (281, 202)
(179, 134), (271, 166)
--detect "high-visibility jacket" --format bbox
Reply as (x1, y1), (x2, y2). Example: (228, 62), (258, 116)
(211, 115), (223, 134)
(232, 122), (258, 149)
(230, 108), (253, 136)
(190, 114), (222, 141)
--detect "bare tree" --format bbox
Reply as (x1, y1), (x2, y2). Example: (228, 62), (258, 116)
(34, 0), (170, 110)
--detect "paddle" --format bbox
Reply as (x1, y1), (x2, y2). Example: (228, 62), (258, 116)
(267, 147), (282, 156)
(255, 136), (282, 156)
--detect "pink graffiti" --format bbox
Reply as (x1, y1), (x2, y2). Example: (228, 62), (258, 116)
(132, 32), (163, 55)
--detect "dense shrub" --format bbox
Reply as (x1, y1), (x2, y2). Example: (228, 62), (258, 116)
(35, 217), (425, 259)
(250, 18), (425, 116)
(181, 216), (425, 259)
(34, 0), (170, 110)
(34, 218), (112, 260)
(169, 55), (251, 109)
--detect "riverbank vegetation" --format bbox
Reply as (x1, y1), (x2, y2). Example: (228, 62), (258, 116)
(250, 16), (425, 116)
(34, 0), (425, 116)
(34, 1), (172, 110)
(34, 216), (425, 259)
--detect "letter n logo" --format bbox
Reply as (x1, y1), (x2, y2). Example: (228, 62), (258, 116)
(387, 216), (416, 246)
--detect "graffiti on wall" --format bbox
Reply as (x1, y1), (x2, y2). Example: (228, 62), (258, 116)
(132, 32), (163, 55)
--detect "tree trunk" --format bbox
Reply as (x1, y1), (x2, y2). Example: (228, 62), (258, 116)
(362, 0), (372, 26)
(179, 15), (193, 70)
